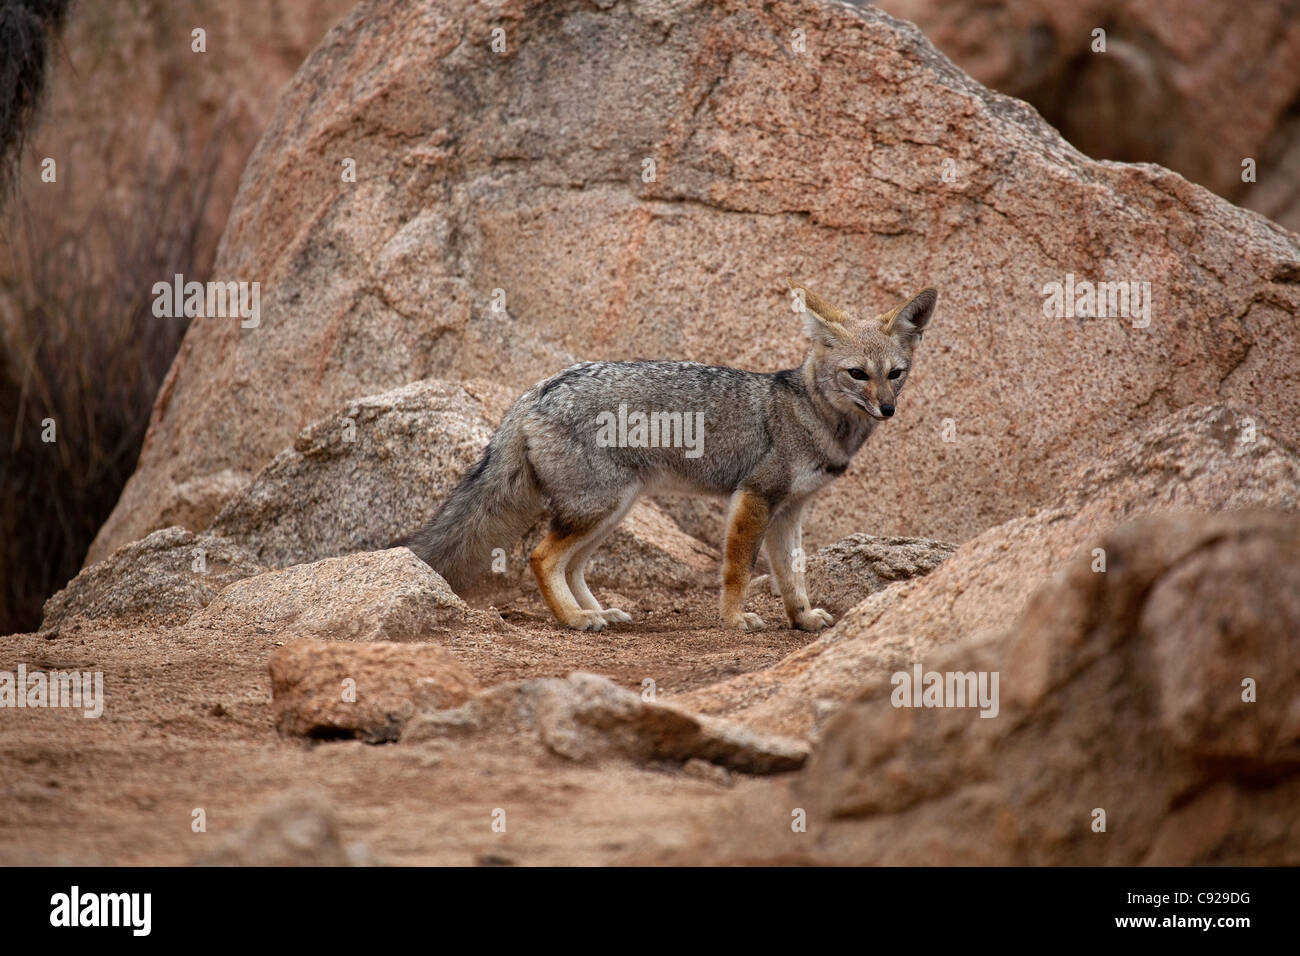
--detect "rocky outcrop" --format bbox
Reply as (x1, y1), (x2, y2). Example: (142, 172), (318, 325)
(269, 638), (478, 743)
(751, 533), (957, 615)
(189, 548), (493, 644)
(208, 379), (504, 568)
(88, 0), (1300, 568)
(875, 0), (1300, 232)
(675, 404), (1300, 737)
(668, 510), (1300, 865)
(402, 672), (808, 775)
(41, 527), (264, 629)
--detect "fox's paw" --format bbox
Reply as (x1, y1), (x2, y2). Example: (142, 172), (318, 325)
(599, 607), (632, 625)
(563, 610), (608, 631)
(793, 607), (834, 632)
(726, 612), (766, 632)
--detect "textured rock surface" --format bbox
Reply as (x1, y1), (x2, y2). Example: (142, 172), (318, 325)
(751, 533), (957, 615)
(1144, 534), (1300, 769)
(675, 405), (1300, 737)
(269, 638), (478, 743)
(89, 0), (1300, 567)
(190, 548), (492, 643)
(209, 379), (504, 568)
(403, 671), (808, 775)
(664, 510), (1300, 865)
(875, 0), (1300, 231)
(41, 528), (264, 629)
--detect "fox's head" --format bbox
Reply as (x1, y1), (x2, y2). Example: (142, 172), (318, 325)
(788, 281), (937, 421)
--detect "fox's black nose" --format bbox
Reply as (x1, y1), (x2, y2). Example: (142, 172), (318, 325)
(880, 404), (895, 417)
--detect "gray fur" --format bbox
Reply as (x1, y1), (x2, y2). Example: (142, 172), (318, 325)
(400, 400), (541, 591)
(402, 284), (938, 629)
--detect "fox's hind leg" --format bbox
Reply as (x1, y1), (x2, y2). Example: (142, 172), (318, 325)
(531, 523), (608, 631)
(565, 488), (639, 625)
(529, 448), (638, 630)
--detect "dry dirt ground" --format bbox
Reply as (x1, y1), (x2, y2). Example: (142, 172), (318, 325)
(0, 582), (811, 865)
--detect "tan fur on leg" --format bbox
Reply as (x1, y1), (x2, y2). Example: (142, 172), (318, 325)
(565, 490), (639, 624)
(530, 528), (608, 631)
(721, 489), (770, 631)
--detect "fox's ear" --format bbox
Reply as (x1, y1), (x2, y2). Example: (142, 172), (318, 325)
(786, 279), (850, 347)
(880, 288), (937, 346)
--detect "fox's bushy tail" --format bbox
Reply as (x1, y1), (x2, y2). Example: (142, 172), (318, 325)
(401, 406), (541, 592)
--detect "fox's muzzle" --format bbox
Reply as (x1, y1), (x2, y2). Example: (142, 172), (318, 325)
(869, 380), (896, 417)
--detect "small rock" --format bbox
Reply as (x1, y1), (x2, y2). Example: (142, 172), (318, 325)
(269, 638), (477, 743)
(750, 533), (956, 615)
(401, 671), (808, 774)
(191, 548), (491, 643)
(683, 758), (734, 788)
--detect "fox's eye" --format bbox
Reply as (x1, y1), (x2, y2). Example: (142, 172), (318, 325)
(887, 368), (903, 380)
(846, 368), (869, 381)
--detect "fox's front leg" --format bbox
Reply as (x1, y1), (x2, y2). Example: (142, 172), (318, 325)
(721, 489), (771, 631)
(765, 506), (834, 632)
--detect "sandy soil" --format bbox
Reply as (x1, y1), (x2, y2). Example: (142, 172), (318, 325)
(0, 585), (811, 865)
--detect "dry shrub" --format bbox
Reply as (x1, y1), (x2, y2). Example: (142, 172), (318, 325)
(1, 131), (221, 632)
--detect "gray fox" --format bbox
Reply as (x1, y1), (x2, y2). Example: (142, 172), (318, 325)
(404, 282), (938, 632)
